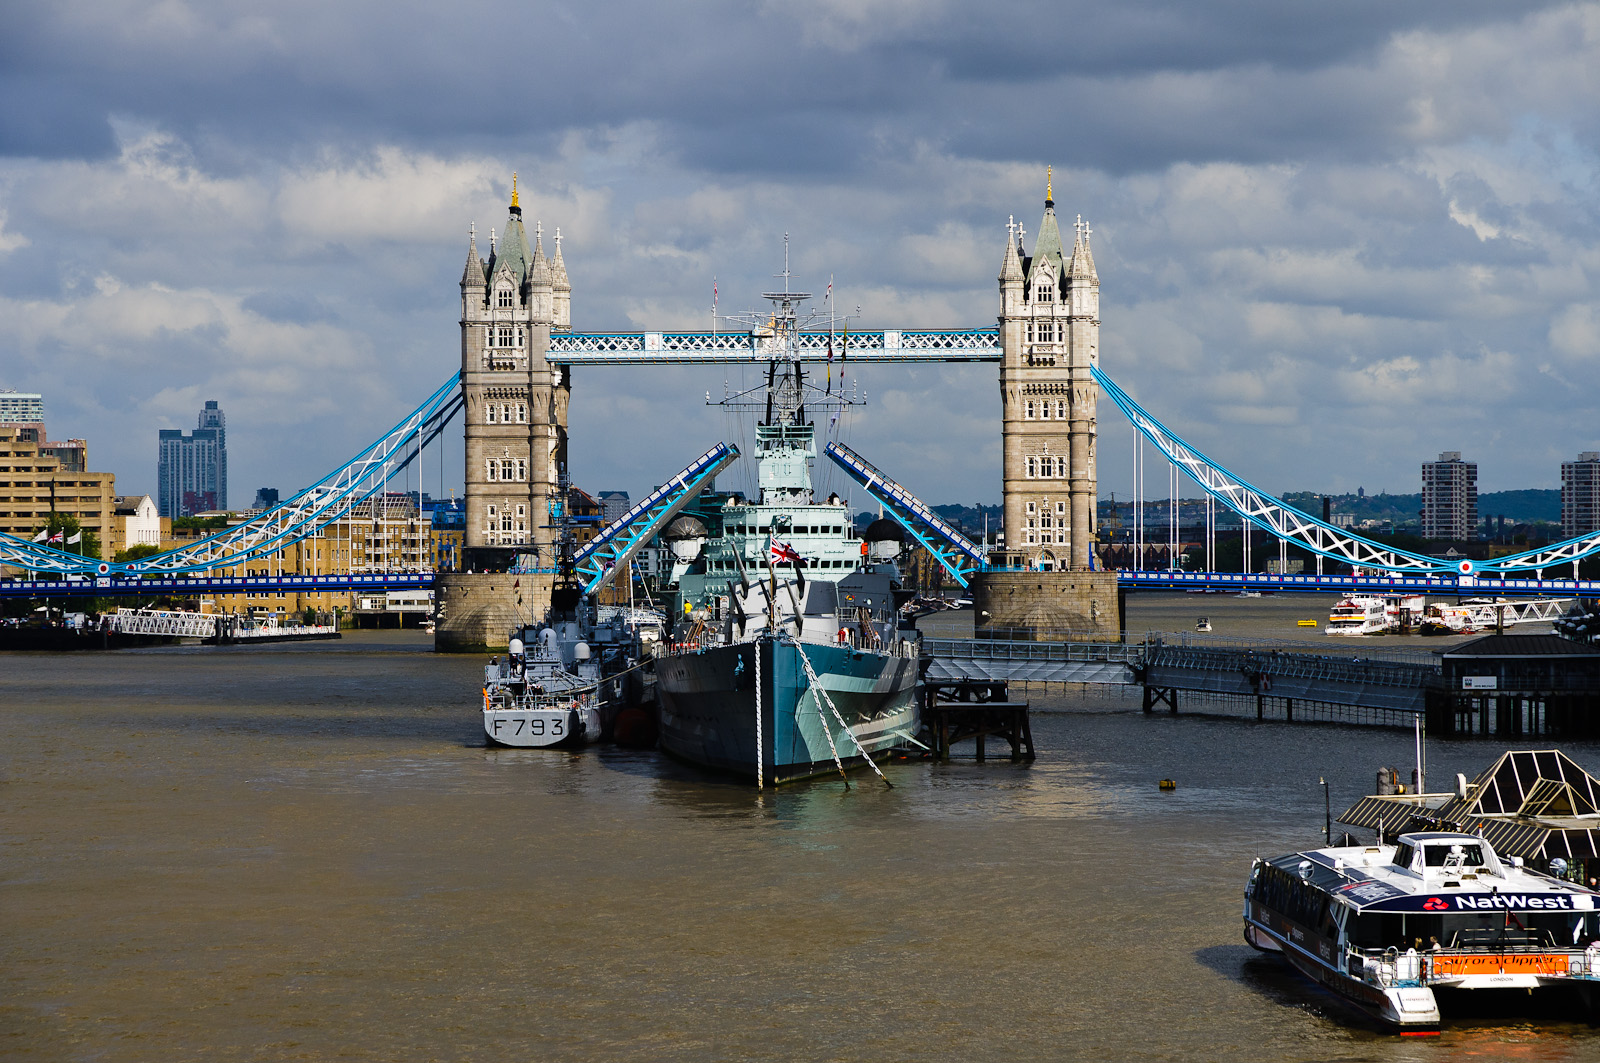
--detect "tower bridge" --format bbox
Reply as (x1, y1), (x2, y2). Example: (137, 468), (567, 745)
(7, 174), (1600, 641)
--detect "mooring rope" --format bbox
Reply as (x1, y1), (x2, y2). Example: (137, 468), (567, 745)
(790, 636), (892, 789)
(754, 639), (764, 789)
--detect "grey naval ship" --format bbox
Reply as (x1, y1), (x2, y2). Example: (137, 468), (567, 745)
(653, 279), (921, 785)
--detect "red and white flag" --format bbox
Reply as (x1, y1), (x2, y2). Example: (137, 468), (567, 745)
(769, 539), (802, 566)
(47, 531), (64, 544)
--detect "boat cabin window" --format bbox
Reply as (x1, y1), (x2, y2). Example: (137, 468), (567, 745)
(1391, 843), (1415, 869)
(1425, 843), (1485, 868)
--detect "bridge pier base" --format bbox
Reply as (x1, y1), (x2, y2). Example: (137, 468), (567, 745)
(972, 570), (1122, 640)
(433, 572), (553, 653)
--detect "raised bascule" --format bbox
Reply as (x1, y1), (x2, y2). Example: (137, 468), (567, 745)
(7, 173), (1600, 639)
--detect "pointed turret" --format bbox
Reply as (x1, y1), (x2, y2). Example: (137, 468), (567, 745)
(550, 227), (571, 330)
(1069, 214), (1098, 284)
(999, 214), (1023, 283)
(1026, 168), (1065, 294)
(529, 220), (552, 289)
(550, 226), (570, 291)
(461, 224), (485, 288)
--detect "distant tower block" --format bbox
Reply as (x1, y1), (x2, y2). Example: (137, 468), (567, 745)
(997, 169), (1099, 571)
(457, 173), (572, 571)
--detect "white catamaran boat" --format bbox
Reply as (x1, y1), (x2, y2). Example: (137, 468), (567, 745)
(1244, 831), (1600, 1032)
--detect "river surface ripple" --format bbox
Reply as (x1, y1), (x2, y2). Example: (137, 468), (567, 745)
(3, 618), (1598, 1062)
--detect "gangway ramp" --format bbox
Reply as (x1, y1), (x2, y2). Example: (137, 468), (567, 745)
(921, 638), (1141, 685)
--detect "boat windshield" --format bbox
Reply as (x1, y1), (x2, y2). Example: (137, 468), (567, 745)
(1424, 843), (1485, 868)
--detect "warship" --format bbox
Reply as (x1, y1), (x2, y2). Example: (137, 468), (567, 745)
(653, 274), (921, 784)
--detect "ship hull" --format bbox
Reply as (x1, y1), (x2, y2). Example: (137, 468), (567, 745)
(656, 637), (919, 784)
(483, 704), (599, 748)
(1244, 907), (1441, 1033)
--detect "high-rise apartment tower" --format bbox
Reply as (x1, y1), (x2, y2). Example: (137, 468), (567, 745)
(1562, 452), (1600, 539)
(1421, 451), (1477, 541)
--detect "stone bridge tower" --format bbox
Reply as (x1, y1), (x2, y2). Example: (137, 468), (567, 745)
(974, 171), (1118, 638)
(997, 171), (1099, 572)
(438, 177), (570, 650)
(458, 176), (571, 570)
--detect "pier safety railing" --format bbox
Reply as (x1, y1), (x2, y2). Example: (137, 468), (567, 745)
(1146, 644), (1439, 692)
(922, 637), (1145, 667)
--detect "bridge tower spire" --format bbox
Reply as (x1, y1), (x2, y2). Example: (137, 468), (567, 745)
(996, 171), (1099, 571)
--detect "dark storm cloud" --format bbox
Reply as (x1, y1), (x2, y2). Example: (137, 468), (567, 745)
(0, 0), (1572, 172)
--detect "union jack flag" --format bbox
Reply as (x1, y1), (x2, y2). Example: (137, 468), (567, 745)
(769, 539), (802, 566)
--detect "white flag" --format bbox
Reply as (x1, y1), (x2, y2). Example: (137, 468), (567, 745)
(66, 532), (82, 544)
(32, 529), (47, 542)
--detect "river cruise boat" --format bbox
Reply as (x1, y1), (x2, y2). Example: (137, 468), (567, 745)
(1244, 831), (1600, 1032)
(1326, 596), (1388, 636)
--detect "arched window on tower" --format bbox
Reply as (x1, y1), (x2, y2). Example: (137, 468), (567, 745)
(1024, 400), (1035, 419)
(486, 404), (497, 424)
(514, 504), (526, 536)
(1055, 400), (1067, 419)
(515, 403), (527, 423)
(497, 287), (513, 308)
(1036, 279), (1054, 303)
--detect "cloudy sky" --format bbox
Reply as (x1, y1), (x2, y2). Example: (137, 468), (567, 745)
(2, 1), (1597, 510)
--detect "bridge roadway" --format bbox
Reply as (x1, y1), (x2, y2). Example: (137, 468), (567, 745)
(7, 566), (1595, 600)
(0, 571), (435, 599)
(923, 633), (1440, 717)
(1121, 569), (1600, 598)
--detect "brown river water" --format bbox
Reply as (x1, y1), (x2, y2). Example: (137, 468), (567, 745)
(4, 592), (1597, 1061)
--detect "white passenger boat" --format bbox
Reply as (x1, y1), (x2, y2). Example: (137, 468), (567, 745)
(483, 625), (602, 748)
(1326, 596), (1388, 636)
(1244, 831), (1600, 1032)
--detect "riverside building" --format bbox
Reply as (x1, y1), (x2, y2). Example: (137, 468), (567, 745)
(175, 495), (433, 623)
(0, 423), (115, 562)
